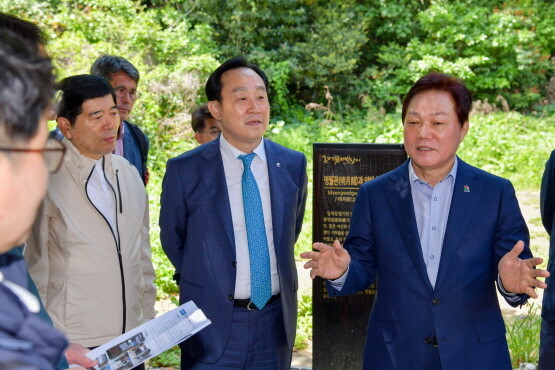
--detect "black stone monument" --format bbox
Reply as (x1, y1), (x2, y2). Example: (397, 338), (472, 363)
(312, 143), (406, 369)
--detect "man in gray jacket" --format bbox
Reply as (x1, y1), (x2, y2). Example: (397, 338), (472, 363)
(25, 75), (156, 354)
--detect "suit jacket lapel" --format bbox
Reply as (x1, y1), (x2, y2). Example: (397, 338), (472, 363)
(434, 159), (480, 291)
(386, 161), (433, 292)
(200, 140), (236, 252)
(265, 140), (286, 253)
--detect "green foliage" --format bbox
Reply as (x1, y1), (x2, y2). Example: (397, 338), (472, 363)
(460, 112), (555, 189)
(294, 294), (312, 351)
(5, 0), (555, 116)
(505, 302), (542, 367)
(1, 0), (219, 175)
(164, 0), (555, 113)
(147, 345), (180, 367)
(148, 171), (180, 298)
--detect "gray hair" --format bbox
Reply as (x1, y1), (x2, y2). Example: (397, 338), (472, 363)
(90, 54), (140, 83)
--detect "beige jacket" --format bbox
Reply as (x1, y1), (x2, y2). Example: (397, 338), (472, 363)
(25, 139), (156, 347)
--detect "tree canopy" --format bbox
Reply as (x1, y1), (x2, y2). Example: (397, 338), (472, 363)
(2, 0), (554, 170)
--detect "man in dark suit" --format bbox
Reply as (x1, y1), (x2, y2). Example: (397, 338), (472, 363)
(91, 55), (150, 185)
(302, 73), (548, 369)
(160, 57), (307, 369)
(540, 151), (555, 368)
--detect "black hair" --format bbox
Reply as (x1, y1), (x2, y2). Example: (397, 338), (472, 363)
(90, 54), (140, 83)
(402, 72), (472, 126)
(191, 104), (214, 133)
(0, 12), (48, 47)
(205, 56), (269, 101)
(57, 75), (116, 126)
(0, 28), (54, 143)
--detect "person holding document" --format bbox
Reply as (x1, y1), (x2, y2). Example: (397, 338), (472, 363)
(25, 75), (156, 361)
(302, 72), (549, 369)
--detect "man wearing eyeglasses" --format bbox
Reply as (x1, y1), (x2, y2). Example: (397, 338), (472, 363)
(25, 74), (156, 361)
(91, 54), (149, 185)
(0, 13), (103, 369)
(192, 104), (223, 145)
(0, 28), (66, 369)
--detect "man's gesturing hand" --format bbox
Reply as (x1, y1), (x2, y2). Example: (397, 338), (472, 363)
(300, 240), (351, 280)
(499, 240), (550, 298)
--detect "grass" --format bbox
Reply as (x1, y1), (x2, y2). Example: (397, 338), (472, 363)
(505, 302), (542, 368)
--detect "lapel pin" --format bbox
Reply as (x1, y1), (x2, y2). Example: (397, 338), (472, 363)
(276, 162), (281, 167)
(464, 185), (470, 192)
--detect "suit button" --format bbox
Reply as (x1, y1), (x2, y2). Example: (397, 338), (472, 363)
(228, 295), (234, 301)
(432, 298), (440, 305)
(232, 261), (237, 268)
(424, 337), (433, 345)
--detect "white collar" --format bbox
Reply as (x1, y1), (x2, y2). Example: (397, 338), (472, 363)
(219, 134), (267, 164)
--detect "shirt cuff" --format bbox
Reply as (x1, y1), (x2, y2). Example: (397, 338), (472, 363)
(328, 267), (350, 291)
(497, 274), (520, 302)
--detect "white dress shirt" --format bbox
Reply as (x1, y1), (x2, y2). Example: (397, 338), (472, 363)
(86, 157), (118, 240)
(220, 134), (280, 299)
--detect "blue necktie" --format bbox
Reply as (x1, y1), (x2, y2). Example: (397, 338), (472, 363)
(239, 153), (272, 309)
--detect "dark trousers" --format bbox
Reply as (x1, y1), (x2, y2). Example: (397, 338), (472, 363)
(539, 319), (555, 370)
(181, 297), (290, 369)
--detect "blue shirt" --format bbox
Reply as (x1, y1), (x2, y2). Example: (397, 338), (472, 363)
(409, 159), (457, 288)
(331, 157), (518, 298)
(331, 158), (458, 290)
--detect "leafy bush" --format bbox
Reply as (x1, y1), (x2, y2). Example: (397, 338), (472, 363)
(5, 0), (555, 118)
(168, 0), (555, 113)
(147, 345), (180, 367)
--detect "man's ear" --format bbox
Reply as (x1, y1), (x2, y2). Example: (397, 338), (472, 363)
(460, 120), (469, 143)
(194, 132), (203, 145)
(57, 117), (72, 139)
(207, 100), (222, 121)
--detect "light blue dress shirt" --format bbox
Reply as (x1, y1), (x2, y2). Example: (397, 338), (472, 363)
(330, 158), (458, 289)
(409, 158), (457, 288)
(330, 157), (518, 300)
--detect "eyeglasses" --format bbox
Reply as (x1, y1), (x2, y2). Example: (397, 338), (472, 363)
(0, 138), (66, 173)
(114, 87), (140, 101)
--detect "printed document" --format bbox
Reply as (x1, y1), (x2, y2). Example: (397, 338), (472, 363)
(78, 300), (210, 369)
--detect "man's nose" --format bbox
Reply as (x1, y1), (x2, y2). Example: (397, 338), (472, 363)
(104, 115), (118, 129)
(118, 93), (130, 105)
(417, 123), (431, 139)
(248, 98), (261, 113)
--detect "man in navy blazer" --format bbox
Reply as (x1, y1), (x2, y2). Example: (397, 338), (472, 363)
(160, 57), (307, 369)
(302, 73), (548, 369)
(539, 150), (555, 367)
